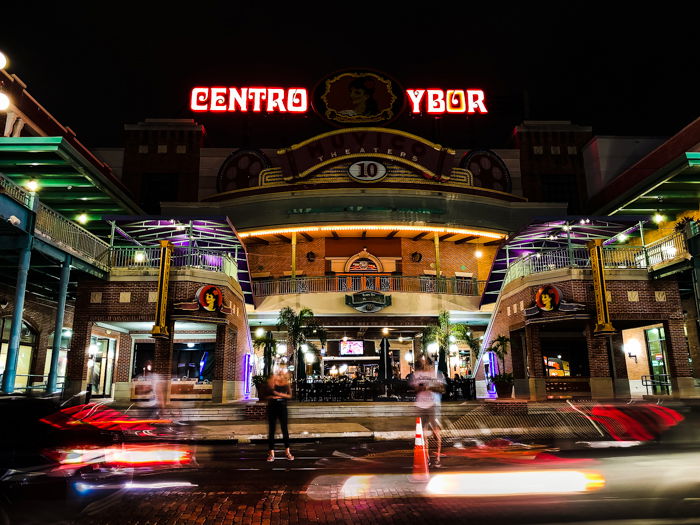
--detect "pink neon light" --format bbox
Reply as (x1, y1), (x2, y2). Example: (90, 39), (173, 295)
(189, 87), (309, 113)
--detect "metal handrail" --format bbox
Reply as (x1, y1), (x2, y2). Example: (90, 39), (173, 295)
(252, 274), (486, 297)
(110, 246), (238, 278)
(645, 231), (688, 267)
(34, 203), (110, 270)
(0, 171), (33, 208)
(641, 374), (671, 395)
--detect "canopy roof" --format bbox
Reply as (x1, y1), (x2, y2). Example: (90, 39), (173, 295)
(106, 215), (253, 304)
(0, 137), (141, 236)
(481, 216), (648, 304)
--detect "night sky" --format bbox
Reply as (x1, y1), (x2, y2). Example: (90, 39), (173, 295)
(2, 5), (698, 148)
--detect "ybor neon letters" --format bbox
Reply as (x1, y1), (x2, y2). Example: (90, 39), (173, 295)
(190, 87), (308, 113)
(406, 89), (488, 114)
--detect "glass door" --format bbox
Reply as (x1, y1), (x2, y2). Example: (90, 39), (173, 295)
(645, 327), (670, 394)
(89, 336), (116, 397)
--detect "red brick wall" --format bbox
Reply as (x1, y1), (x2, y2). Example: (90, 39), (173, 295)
(483, 274), (691, 381)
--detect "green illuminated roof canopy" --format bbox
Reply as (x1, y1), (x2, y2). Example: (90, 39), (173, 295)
(0, 136), (141, 236)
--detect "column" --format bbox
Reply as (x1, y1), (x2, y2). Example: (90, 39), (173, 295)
(47, 256), (71, 393)
(586, 323), (614, 398)
(291, 232), (297, 279)
(664, 319), (696, 397)
(212, 324), (238, 402)
(610, 332), (630, 399)
(433, 232), (441, 280)
(511, 330), (529, 399)
(63, 316), (93, 401)
(2, 238), (32, 394)
(153, 322), (174, 405)
(525, 324), (546, 400)
(112, 333), (133, 402)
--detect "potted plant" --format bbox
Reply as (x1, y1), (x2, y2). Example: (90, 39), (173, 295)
(489, 335), (514, 398)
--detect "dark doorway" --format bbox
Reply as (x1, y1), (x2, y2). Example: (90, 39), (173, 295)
(132, 342), (155, 379)
(541, 337), (589, 377)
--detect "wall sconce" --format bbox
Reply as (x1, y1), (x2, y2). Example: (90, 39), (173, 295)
(306, 251), (316, 262)
(627, 352), (638, 364)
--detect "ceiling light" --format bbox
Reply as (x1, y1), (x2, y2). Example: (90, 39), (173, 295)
(382, 327), (389, 335)
(0, 51), (8, 70)
(255, 326), (265, 338)
(653, 213), (665, 224)
(76, 213), (89, 225)
(617, 233), (628, 242)
(475, 250), (483, 258)
(0, 92), (9, 111)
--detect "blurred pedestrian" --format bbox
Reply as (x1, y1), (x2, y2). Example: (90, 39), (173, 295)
(266, 368), (294, 462)
(410, 357), (446, 467)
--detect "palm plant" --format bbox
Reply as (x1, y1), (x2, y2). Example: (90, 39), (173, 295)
(252, 330), (276, 377)
(423, 310), (478, 376)
(276, 306), (326, 381)
(488, 334), (513, 396)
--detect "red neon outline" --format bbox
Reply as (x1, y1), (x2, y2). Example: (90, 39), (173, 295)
(209, 87), (228, 112)
(446, 90), (467, 113)
(287, 88), (308, 113)
(247, 87), (267, 112)
(190, 87), (210, 112)
(467, 89), (488, 113)
(228, 87), (248, 112)
(406, 89), (426, 113)
(426, 89), (446, 114)
(266, 88), (286, 112)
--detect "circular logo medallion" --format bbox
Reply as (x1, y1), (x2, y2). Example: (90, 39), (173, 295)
(348, 160), (388, 183)
(197, 285), (224, 312)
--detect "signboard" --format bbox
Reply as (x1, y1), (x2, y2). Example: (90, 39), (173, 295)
(348, 160), (388, 183)
(312, 70), (404, 126)
(406, 89), (487, 114)
(588, 239), (616, 335)
(340, 340), (364, 355)
(190, 87), (308, 113)
(196, 285), (224, 312)
(535, 285), (561, 312)
(345, 291), (392, 313)
(277, 128), (454, 181)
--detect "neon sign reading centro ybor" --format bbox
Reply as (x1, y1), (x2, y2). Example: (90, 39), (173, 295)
(406, 89), (488, 114)
(190, 87), (308, 113)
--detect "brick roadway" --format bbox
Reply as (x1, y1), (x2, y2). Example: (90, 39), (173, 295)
(70, 441), (682, 525)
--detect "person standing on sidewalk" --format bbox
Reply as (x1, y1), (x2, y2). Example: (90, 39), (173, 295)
(266, 368), (294, 462)
(410, 357), (446, 467)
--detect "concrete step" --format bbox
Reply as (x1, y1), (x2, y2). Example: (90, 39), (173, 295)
(120, 405), (246, 422)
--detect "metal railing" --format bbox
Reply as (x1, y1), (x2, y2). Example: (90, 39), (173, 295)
(8, 374), (65, 393)
(0, 171), (34, 208)
(641, 374), (672, 395)
(646, 232), (688, 267)
(109, 246), (238, 278)
(34, 203), (110, 271)
(252, 274), (486, 297)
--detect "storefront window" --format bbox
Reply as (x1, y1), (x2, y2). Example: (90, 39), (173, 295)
(0, 317), (37, 391)
(44, 329), (71, 388)
(88, 336), (117, 397)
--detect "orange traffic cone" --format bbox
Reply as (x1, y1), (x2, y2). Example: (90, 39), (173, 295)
(412, 417), (430, 481)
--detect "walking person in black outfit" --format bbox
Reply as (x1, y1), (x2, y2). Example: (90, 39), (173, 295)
(266, 368), (294, 462)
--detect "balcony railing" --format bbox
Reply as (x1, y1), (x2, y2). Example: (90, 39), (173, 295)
(253, 274), (485, 297)
(34, 203), (111, 271)
(0, 171), (34, 208)
(109, 246), (238, 279)
(645, 232), (688, 267)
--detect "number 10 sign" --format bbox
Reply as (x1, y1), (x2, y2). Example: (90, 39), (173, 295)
(348, 160), (388, 183)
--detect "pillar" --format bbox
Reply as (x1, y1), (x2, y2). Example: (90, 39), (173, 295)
(524, 324), (546, 400)
(153, 323), (174, 405)
(112, 333), (133, 403)
(664, 319), (697, 397)
(610, 332), (630, 399)
(63, 316), (93, 401)
(291, 232), (297, 279)
(2, 239), (32, 394)
(511, 330), (529, 399)
(212, 324), (237, 402)
(47, 256), (71, 393)
(433, 232), (441, 279)
(586, 323), (614, 398)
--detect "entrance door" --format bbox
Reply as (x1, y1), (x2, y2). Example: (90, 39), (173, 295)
(90, 336), (116, 397)
(644, 327), (670, 394)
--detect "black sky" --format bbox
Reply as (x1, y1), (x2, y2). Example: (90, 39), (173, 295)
(2, 4), (698, 148)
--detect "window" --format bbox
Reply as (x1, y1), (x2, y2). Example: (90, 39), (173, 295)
(533, 145), (544, 155)
(138, 144), (149, 154)
(567, 145), (577, 155)
(157, 144), (168, 154)
(176, 144), (187, 154)
(550, 146), (561, 155)
(0, 317), (37, 392)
